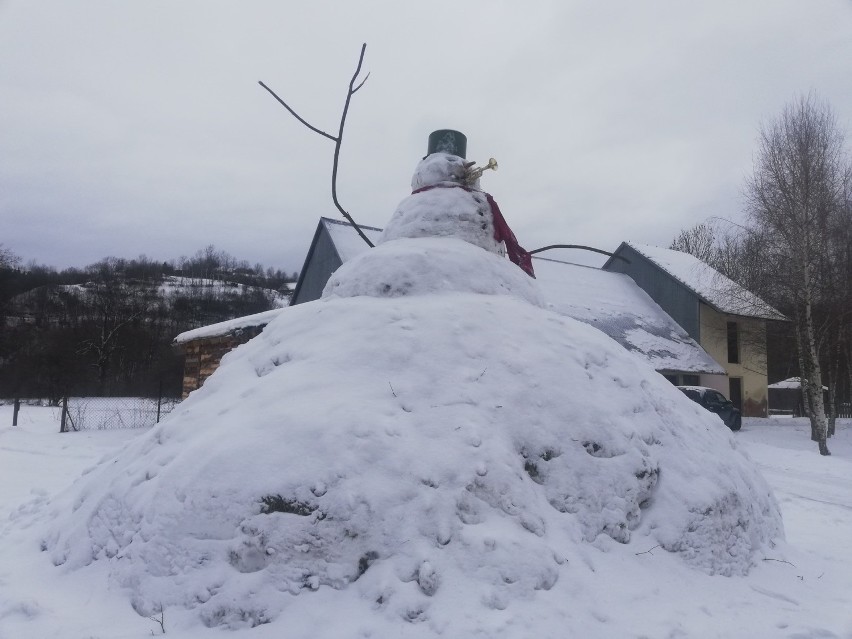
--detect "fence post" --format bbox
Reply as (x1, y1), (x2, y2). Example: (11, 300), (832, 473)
(60, 397), (68, 433)
(13, 398), (20, 426)
(156, 380), (163, 424)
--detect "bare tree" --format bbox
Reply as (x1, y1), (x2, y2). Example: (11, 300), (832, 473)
(259, 44), (374, 248)
(0, 244), (20, 269)
(744, 93), (851, 456)
(816, 178), (852, 434)
(669, 222), (720, 266)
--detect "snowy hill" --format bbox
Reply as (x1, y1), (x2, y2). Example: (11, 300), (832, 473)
(27, 152), (789, 636)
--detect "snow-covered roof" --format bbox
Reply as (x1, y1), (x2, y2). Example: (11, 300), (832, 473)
(768, 377), (802, 390)
(768, 377), (827, 391)
(534, 258), (725, 375)
(323, 217), (383, 261)
(173, 307), (285, 344)
(621, 242), (786, 321)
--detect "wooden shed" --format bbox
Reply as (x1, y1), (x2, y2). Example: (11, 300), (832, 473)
(174, 308), (284, 398)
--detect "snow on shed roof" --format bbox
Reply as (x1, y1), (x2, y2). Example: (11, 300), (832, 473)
(768, 377), (803, 390)
(323, 217), (383, 261)
(622, 242), (786, 321)
(534, 257), (725, 375)
(173, 307), (285, 344)
(768, 377), (827, 391)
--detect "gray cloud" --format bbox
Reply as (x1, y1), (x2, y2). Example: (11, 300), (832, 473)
(2, 0), (851, 271)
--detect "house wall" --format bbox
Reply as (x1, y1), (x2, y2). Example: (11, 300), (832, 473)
(699, 304), (768, 417)
(178, 327), (264, 398)
(291, 226), (343, 305)
(605, 244), (701, 340)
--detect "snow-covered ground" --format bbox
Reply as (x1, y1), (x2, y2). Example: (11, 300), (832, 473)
(2, 151), (850, 637)
(1, 407), (850, 638)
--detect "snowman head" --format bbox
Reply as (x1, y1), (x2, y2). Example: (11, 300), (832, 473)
(410, 152), (470, 191)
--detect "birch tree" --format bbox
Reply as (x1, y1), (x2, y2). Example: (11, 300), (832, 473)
(745, 93), (851, 456)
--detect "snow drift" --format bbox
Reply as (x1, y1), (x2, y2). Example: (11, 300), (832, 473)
(43, 153), (782, 634)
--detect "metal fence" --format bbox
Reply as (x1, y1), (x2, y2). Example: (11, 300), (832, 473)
(60, 396), (179, 432)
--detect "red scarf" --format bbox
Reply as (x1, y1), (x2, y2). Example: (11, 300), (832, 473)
(411, 184), (535, 278)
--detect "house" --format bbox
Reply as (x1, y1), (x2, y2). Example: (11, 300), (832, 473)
(603, 242), (786, 417)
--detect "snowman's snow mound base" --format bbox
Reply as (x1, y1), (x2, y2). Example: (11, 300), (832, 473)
(44, 287), (782, 630)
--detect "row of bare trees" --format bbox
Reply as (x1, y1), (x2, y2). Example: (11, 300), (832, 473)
(671, 94), (851, 455)
(0, 248), (293, 400)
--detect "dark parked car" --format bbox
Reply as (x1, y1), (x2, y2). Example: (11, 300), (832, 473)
(677, 386), (742, 431)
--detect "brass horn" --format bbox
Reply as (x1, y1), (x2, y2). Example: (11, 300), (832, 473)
(465, 157), (498, 184)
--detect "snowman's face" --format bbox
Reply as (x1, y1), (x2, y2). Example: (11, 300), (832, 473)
(411, 153), (470, 191)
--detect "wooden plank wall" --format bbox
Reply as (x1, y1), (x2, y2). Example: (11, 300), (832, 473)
(179, 327), (265, 398)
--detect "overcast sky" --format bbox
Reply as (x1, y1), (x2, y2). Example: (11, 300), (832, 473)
(2, 1), (851, 274)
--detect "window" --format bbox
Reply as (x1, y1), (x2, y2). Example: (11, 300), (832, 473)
(663, 374), (678, 385)
(706, 391), (727, 405)
(727, 321), (740, 364)
(680, 389), (701, 402)
(682, 374), (700, 386)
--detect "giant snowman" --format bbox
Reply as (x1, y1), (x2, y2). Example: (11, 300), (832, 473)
(44, 132), (782, 634)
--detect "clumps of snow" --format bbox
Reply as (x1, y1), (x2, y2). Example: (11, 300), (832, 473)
(43, 247), (782, 630)
(381, 153), (500, 254)
(41, 162), (782, 633)
(324, 238), (543, 306)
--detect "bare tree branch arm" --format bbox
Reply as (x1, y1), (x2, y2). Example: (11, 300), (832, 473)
(331, 43), (374, 248)
(529, 244), (630, 263)
(257, 81), (338, 142)
(352, 72), (370, 94)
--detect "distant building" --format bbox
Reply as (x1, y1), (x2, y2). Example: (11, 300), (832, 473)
(767, 377), (833, 417)
(603, 242), (786, 417)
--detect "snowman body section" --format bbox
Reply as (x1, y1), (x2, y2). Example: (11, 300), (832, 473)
(380, 152), (504, 255)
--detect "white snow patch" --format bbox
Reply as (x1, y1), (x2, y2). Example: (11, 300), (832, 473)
(5, 404), (852, 637)
(5, 166), (800, 637)
(41, 236), (781, 630)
